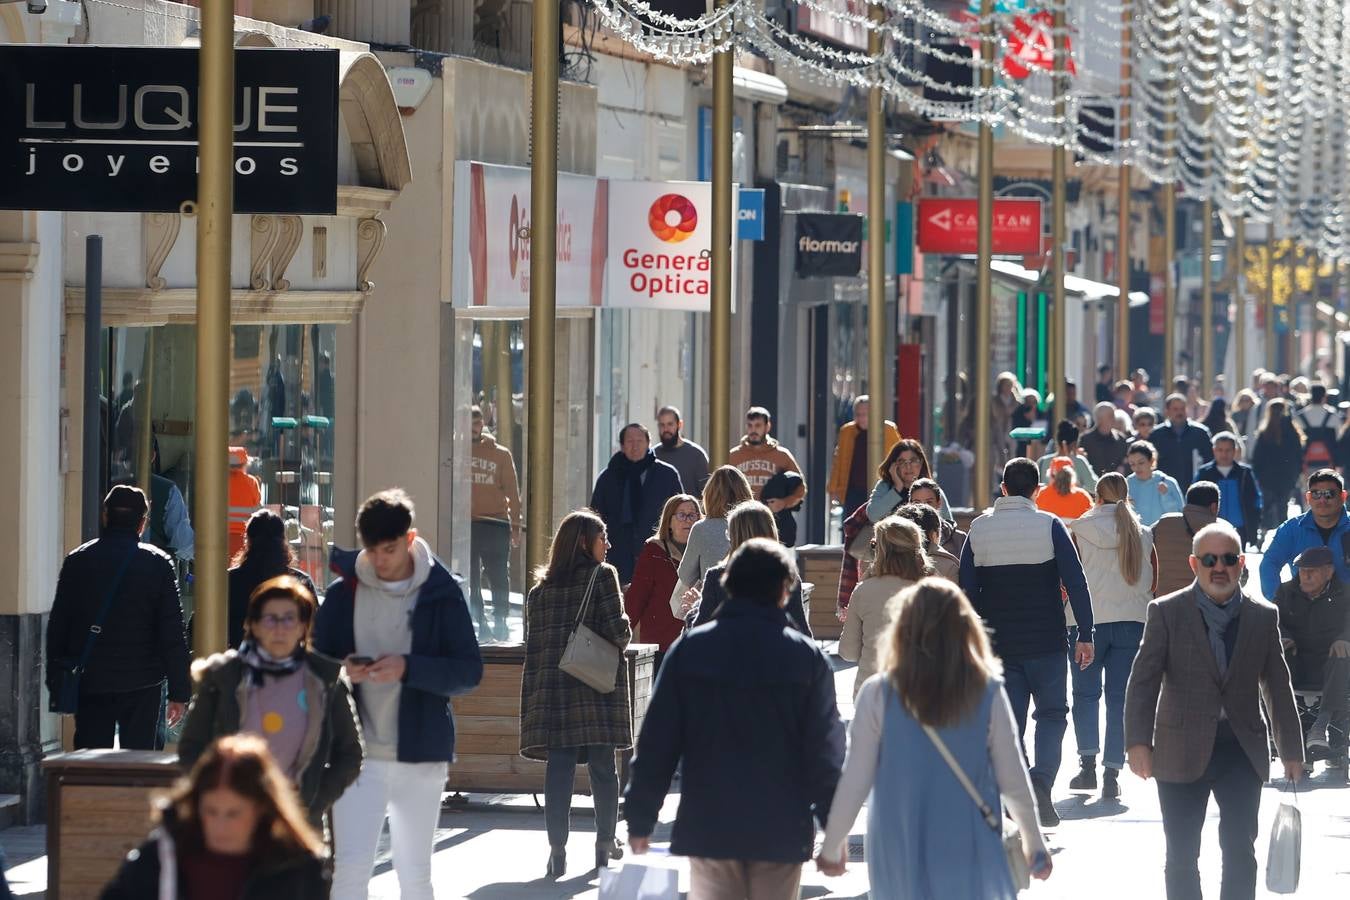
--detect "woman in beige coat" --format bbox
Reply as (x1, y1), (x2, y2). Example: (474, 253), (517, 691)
(838, 517), (932, 699)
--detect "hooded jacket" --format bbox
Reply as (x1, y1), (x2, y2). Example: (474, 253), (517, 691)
(313, 541), (482, 763)
(1068, 504), (1155, 626)
(590, 450), (684, 584)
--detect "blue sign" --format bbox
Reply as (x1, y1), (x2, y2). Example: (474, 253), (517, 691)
(895, 202), (914, 275)
(738, 189), (766, 241)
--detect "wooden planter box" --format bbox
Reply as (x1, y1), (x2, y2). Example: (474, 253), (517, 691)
(42, 750), (181, 900)
(795, 545), (844, 640)
(446, 642), (658, 795)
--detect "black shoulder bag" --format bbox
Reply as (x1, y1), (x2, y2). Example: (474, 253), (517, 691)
(49, 548), (136, 714)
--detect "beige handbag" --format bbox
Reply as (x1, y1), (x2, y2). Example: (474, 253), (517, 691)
(559, 566), (622, 694)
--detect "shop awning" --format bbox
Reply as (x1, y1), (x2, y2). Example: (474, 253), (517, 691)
(991, 259), (1150, 307)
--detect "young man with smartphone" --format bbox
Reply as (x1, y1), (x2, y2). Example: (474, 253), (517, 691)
(314, 489), (483, 900)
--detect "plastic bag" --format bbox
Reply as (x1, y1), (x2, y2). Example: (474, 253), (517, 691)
(1265, 800), (1301, 894)
(597, 860), (679, 900)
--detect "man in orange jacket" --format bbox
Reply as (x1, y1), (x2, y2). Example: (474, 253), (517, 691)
(227, 447), (263, 559)
(826, 395), (901, 515)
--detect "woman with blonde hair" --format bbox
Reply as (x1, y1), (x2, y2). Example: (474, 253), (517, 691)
(839, 517), (930, 698)
(671, 466), (753, 618)
(690, 501), (811, 635)
(101, 734), (328, 898)
(816, 579), (1050, 896)
(1065, 472), (1157, 799)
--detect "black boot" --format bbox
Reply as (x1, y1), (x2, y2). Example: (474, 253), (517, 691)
(1069, 755), (1097, 791)
(546, 847), (566, 879)
(595, 842), (612, 871)
(1033, 779), (1060, 828)
(1102, 767), (1120, 800)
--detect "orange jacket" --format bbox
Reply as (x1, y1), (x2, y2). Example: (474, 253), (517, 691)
(1035, 485), (1094, 521)
(826, 420), (901, 498)
(228, 469), (263, 536)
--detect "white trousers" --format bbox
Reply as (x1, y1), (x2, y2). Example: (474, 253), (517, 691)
(330, 758), (447, 900)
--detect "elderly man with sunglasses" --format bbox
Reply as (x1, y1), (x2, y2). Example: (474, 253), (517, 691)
(1125, 521), (1303, 900)
(1259, 468), (1350, 601)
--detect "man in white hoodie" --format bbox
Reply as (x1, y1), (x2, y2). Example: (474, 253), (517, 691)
(314, 489), (483, 900)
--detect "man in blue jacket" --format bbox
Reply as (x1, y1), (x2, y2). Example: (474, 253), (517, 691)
(1194, 432), (1263, 550)
(591, 423), (684, 584)
(1152, 393), (1214, 490)
(960, 457), (1095, 827)
(624, 538), (845, 898)
(1259, 469), (1350, 600)
(314, 489), (483, 900)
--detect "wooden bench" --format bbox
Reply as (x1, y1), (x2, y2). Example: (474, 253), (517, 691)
(446, 643), (657, 795)
(42, 750), (181, 900)
(795, 545), (844, 640)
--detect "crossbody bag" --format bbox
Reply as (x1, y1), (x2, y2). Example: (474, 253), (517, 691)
(49, 547), (137, 714)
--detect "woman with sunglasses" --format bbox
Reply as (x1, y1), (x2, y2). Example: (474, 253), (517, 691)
(626, 494), (701, 670)
(179, 576), (363, 826)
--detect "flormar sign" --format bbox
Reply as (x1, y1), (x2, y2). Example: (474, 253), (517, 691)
(0, 46), (339, 214)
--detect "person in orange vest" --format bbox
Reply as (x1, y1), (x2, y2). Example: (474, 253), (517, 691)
(228, 447), (264, 560)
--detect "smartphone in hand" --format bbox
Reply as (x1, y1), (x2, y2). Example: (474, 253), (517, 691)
(348, 655), (375, 666)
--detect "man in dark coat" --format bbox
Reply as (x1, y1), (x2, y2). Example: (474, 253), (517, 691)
(624, 538), (845, 898)
(1152, 393), (1214, 490)
(590, 423), (683, 584)
(45, 485), (191, 749)
(1194, 432), (1263, 550)
(1272, 546), (1350, 759)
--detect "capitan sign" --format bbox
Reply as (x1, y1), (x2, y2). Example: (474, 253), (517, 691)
(0, 46), (339, 214)
(916, 197), (1043, 255)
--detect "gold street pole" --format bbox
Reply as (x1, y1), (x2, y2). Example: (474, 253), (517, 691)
(866, 4), (886, 478)
(974, 0), (994, 509)
(525, 0), (559, 577)
(1116, 1), (1132, 374)
(1050, 0), (1067, 428)
(708, 0), (734, 467)
(1234, 216), (1246, 380)
(193, 0), (234, 655)
(1201, 198), (1214, 394)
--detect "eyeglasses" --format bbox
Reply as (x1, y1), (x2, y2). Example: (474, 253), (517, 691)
(1198, 553), (1241, 568)
(897, 458), (923, 468)
(1309, 489), (1342, 501)
(258, 613), (300, 629)
(674, 512), (700, 522)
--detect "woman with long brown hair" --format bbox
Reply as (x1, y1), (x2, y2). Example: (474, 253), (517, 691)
(1252, 397), (1306, 531)
(101, 734), (328, 898)
(839, 518), (930, 698)
(520, 510), (632, 878)
(1065, 473), (1157, 799)
(816, 579), (1050, 897)
(626, 494), (701, 666)
(179, 575), (362, 825)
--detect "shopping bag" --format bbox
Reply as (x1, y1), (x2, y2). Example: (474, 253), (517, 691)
(1265, 800), (1301, 894)
(597, 860), (679, 900)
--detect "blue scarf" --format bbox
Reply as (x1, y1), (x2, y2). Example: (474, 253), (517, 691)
(1194, 586), (1242, 678)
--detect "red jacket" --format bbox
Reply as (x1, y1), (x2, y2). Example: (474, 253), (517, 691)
(624, 540), (686, 652)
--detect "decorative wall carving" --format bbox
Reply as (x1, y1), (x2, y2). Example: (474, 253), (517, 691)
(143, 213), (182, 291)
(249, 215), (279, 290)
(356, 217), (387, 293)
(270, 215), (304, 291)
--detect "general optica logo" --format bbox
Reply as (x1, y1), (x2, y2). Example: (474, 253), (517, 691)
(508, 194), (521, 279)
(648, 193), (698, 243)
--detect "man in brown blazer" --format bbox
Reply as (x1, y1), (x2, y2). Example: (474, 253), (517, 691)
(1125, 521), (1303, 900)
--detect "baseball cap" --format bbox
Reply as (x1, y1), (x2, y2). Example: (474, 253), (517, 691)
(103, 484), (148, 519)
(1295, 546), (1334, 569)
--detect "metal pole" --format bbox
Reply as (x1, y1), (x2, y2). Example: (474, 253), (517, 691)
(525, 0), (560, 578)
(708, 0), (734, 467)
(974, 0), (994, 508)
(1116, 1), (1132, 375)
(1201, 198), (1214, 394)
(193, 0), (234, 656)
(83, 236), (103, 541)
(1234, 216), (1246, 380)
(866, 4), (886, 478)
(1050, 0), (1067, 428)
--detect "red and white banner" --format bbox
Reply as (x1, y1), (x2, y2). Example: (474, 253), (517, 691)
(606, 180), (731, 311)
(916, 197), (1043, 256)
(452, 161), (607, 308)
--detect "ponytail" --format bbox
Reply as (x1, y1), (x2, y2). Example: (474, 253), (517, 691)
(1053, 466), (1073, 496)
(1111, 501), (1143, 585)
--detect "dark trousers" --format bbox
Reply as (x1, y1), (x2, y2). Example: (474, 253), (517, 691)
(1003, 651), (1069, 788)
(543, 746), (618, 850)
(470, 520), (511, 629)
(1156, 723), (1263, 900)
(73, 683), (165, 750)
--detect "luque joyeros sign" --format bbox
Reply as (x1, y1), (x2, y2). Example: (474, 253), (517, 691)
(0, 46), (339, 214)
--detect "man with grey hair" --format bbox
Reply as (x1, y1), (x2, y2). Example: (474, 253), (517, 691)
(1080, 401), (1130, 477)
(1194, 432), (1263, 551)
(1126, 521), (1302, 900)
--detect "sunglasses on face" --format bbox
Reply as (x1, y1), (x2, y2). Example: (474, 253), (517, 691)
(1309, 489), (1342, 501)
(1198, 553), (1241, 568)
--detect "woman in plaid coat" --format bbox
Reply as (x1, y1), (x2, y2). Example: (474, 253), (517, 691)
(520, 509), (633, 878)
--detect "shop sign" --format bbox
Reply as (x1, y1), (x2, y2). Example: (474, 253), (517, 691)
(795, 213), (863, 278)
(607, 180), (726, 311)
(738, 189), (766, 241)
(916, 197), (1043, 255)
(0, 46), (338, 214)
(452, 161), (607, 308)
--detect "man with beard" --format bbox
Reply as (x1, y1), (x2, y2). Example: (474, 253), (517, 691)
(826, 395), (900, 515)
(729, 407), (806, 546)
(469, 406), (522, 641)
(591, 423), (684, 585)
(653, 405), (710, 495)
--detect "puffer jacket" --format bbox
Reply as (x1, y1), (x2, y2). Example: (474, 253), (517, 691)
(1068, 504), (1155, 626)
(177, 650), (363, 822)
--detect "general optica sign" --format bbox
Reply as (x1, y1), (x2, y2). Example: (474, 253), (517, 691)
(916, 197), (1044, 256)
(0, 46), (338, 214)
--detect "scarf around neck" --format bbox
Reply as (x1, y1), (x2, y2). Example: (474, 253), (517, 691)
(237, 639), (305, 686)
(610, 451), (656, 526)
(1194, 586), (1242, 678)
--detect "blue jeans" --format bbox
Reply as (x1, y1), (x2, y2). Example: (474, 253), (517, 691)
(1003, 650), (1069, 788)
(544, 746), (618, 850)
(1068, 621), (1144, 771)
